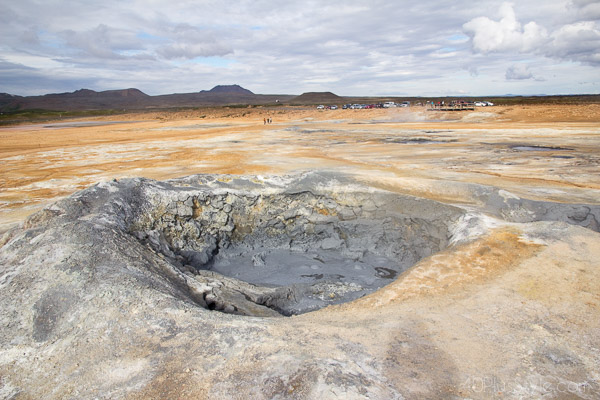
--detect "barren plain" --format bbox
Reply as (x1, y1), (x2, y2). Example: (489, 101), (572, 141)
(1, 104), (599, 399)
(2, 104), (599, 233)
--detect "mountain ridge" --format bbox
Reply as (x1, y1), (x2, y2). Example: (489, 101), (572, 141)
(2, 87), (599, 113)
(205, 84), (254, 95)
(0, 85), (290, 112)
(290, 91), (343, 104)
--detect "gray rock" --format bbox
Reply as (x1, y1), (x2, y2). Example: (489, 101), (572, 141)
(252, 252), (267, 266)
(321, 237), (344, 250)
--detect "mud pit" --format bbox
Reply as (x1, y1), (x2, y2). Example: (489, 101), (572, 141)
(128, 174), (462, 316)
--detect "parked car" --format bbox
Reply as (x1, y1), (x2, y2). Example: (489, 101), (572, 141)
(485, 101), (494, 106)
(329, 105), (338, 110)
(474, 101), (486, 107)
(342, 104), (352, 109)
(383, 101), (396, 108)
(317, 105), (325, 110)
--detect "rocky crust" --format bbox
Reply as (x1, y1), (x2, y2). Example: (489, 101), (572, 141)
(2, 172), (464, 318)
(0, 172), (599, 399)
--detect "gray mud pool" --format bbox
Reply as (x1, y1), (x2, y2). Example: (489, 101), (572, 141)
(127, 173), (462, 316)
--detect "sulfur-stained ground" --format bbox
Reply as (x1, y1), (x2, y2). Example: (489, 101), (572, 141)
(1, 104), (599, 233)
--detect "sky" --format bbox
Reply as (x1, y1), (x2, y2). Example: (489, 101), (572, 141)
(1, 0), (599, 96)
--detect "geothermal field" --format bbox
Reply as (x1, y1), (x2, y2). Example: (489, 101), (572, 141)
(1, 104), (599, 398)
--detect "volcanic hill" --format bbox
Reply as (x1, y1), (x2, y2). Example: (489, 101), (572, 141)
(290, 91), (344, 104)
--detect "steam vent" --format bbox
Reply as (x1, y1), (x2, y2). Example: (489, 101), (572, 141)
(1, 172), (599, 398)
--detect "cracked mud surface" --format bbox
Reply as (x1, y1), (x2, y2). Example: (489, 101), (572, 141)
(1, 105), (600, 399)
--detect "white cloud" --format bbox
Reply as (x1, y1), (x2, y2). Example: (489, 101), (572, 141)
(463, 2), (548, 53)
(464, 2), (600, 66)
(550, 21), (600, 64)
(569, 0), (600, 20)
(157, 42), (231, 59)
(505, 64), (533, 80)
(156, 24), (232, 59)
(60, 24), (145, 59)
(0, 0), (598, 96)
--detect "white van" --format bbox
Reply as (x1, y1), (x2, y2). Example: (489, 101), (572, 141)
(383, 102), (396, 108)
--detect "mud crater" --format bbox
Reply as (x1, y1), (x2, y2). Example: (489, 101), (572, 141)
(128, 179), (463, 316)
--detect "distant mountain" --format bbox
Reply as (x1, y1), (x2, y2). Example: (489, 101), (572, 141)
(290, 92), (343, 104)
(0, 93), (18, 109)
(3, 89), (600, 113)
(152, 85), (288, 108)
(0, 86), (294, 112)
(206, 85), (254, 95)
(0, 88), (151, 112)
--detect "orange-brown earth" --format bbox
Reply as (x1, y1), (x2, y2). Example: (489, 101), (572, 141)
(1, 104), (600, 399)
(1, 104), (599, 233)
